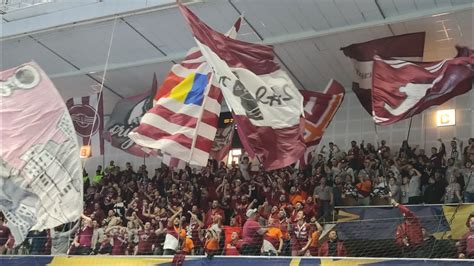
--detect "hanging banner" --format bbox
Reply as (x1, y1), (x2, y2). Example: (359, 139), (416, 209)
(104, 75), (157, 157)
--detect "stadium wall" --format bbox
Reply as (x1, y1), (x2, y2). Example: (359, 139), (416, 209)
(318, 89), (474, 153)
(0, 256), (472, 266)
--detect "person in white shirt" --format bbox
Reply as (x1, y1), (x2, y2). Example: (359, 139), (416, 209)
(51, 221), (80, 255)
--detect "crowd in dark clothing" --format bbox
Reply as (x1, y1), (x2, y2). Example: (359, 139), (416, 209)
(0, 137), (473, 258)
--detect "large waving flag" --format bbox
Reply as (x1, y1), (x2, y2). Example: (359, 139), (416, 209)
(0, 62), (83, 244)
(129, 18), (242, 167)
(372, 47), (473, 125)
(178, 3), (305, 171)
(341, 33), (425, 114)
(66, 93), (104, 157)
(301, 79), (345, 163)
(105, 74), (157, 157)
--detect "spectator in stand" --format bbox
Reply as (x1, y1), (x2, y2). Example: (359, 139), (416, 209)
(464, 138), (474, 164)
(50, 222), (80, 255)
(458, 213), (474, 259)
(430, 139), (446, 169)
(313, 177), (333, 222)
(71, 213), (94, 255)
(204, 200), (225, 228)
(391, 199), (423, 257)
(407, 166), (422, 204)
(240, 208), (267, 256)
(461, 161), (474, 203)
(262, 217), (283, 256)
(0, 215), (12, 255)
(308, 218), (323, 256)
(163, 208), (186, 255)
(26, 230), (47, 255)
(225, 231), (241, 255)
(290, 210), (313, 256)
(444, 176), (463, 204)
(318, 229), (346, 257)
(355, 174), (372, 206)
(388, 176), (401, 203)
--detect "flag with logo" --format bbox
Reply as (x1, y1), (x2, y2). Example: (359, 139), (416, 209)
(129, 18), (242, 167)
(372, 47), (473, 125)
(341, 32), (425, 114)
(105, 74), (157, 157)
(301, 79), (345, 163)
(66, 94), (104, 157)
(0, 62), (83, 244)
(178, 3), (305, 171)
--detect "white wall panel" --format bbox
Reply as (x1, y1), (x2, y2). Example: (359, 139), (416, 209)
(319, 90), (474, 155)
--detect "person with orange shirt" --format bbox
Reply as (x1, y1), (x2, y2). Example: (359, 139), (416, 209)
(356, 175), (372, 206)
(181, 236), (195, 255)
(289, 186), (305, 205)
(204, 229), (220, 257)
(262, 217), (284, 256)
(308, 218), (323, 256)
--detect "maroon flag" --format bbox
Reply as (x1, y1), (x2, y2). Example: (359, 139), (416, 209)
(66, 93), (104, 156)
(300, 79), (345, 163)
(341, 33), (425, 114)
(178, 3), (305, 171)
(372, 49), (473, 125)
(210, 122), (235, 161)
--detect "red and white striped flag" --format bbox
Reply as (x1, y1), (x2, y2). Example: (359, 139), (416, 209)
(178, 3), (306, 171)
(128, 17), (242, 168)
(66, 93), (104, 156)
(341, 33), (425, 114)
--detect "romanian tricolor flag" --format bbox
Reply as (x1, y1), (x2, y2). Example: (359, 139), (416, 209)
(129, 17), (242, 167)
(160, 73), (208, 106)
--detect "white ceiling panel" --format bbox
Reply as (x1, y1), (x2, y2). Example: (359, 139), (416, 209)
(32, 19), (166, 69)
(0, 37), (77, 74)
(314, 0), (349, 28)
(334, 0), (366, 25)
(90, 61), (173, 98)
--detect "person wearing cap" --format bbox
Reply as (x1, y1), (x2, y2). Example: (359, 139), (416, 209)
(458, 213), (474, 259)
(391, 199), (423, 257)
(240, 208), (267, 255)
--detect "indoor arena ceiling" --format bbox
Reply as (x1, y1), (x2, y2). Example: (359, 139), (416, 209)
(1, 0), (473, 114)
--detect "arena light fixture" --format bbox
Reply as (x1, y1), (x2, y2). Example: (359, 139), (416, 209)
(436, 109), (455, 127)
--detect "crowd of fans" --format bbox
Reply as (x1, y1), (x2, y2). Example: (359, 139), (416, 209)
(0, 137), (473, 258)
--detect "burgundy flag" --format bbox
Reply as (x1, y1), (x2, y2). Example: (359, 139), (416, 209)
(372, 49), (473, 125)
(341, 33), (425, 114)
(210, 122), (235, 161)
(178, 3), (305, 171)
(301, 79), (345, 163)
(66, 93), (104, 156)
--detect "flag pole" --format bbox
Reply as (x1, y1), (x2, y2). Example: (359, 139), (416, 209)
(406, 117), (413, 143)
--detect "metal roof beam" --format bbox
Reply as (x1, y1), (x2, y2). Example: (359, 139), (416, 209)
(49, 3), (473, 79)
